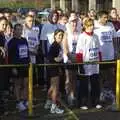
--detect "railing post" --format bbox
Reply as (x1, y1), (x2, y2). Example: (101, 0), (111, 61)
(116, 59), (120, 110)
(28, 63), (33, 116)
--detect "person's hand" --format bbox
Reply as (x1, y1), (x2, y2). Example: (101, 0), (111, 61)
(54, 56), (63, 62)
(34, 45), (39, 54)
(0, 47), (5, 58)
(12, 68), (18, 76)
(67, 59), (72, 63)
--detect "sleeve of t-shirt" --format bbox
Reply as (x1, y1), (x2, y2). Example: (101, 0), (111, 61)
(109, 22), (117, 38)
(40, 24), (48, 41)
(76, 35), (83, 62)
(47, 44), (56, 62)
(7, 40), (14, 63)
(24, 38), (30, 63)
(0, 34), (5, 47)
(34, 31), (40, 45)
(95, 35), (102, 61)
(76, 35), (83, 54)
(112, 27), (117, 38)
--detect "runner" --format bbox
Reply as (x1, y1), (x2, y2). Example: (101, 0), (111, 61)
(44, 29), (64, 114)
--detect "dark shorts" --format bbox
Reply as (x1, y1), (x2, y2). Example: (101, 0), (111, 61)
(64, 63), (77, 70)
(11, 67), (28, 78)
(48, 66), (59, 77)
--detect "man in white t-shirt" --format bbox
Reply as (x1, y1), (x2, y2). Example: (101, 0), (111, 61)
(22, 15), (39, 64)
(94, 11), (116, 93)
(40, 10), (66, 57)
(94, 11), (116, 61)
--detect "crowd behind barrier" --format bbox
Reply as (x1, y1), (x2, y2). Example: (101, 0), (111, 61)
(0, 7), (120, 116)
(0, 60), (119, 116)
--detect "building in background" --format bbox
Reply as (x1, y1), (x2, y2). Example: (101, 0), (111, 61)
(0, 0), (119, 13)
(51, 0), (119, 13)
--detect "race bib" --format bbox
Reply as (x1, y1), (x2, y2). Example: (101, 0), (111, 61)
(19, 45), (28, 58)
(28, 37), (37, 48)
(101, 32), (112, 42)
(72, 41), (77, 54)
(32, 27), (39, 34)
(89, 48), (98, 61)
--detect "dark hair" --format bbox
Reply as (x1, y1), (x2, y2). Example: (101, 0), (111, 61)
(3, 8), (12, 14)
(59, 13), (68, 19)
(14, 23), (23, 30)
(109, 8), (117, 13)
(56, 8), (63, 13)
(54, 29), (64, 40)
(7, 22), (13, 29)
(69, 11), (76, 16)
(88, 9), (96, 13)
(0, 16), (7, 22)
(48, 10), (59, 24)
(108, 8), (117, 20)
(25, 14), (34, 19)
(97, 10), (108, 18)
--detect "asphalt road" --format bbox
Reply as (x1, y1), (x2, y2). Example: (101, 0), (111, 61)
(1, 87), (120, 120)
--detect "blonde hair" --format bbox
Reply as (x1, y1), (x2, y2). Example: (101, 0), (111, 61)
(82, 17), (94, 31)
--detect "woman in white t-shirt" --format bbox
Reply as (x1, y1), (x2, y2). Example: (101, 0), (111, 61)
(76, 18), (102, 110)
(63, 15), (81, 105)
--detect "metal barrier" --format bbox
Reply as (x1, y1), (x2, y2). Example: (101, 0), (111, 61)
(116, 60), (120, 110)
(28, 63), (33, 116)
(27, 60), (120, 116)
(0, 60), (120, 117)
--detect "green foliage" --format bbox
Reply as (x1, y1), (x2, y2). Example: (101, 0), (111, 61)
(0, 1), (51, 9)
(0, 1), (36, 9)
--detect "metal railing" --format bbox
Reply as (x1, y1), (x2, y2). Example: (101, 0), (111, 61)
(0, 60), (120, 116)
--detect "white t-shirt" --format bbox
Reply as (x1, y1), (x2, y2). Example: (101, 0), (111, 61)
(66, 31), (80, 53)
(76, 32), (100, 76)
(94, 21), (116, 60)
(22, 27), (39, 63)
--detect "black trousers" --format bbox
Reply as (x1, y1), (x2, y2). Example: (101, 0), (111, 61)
(78, 74), (100, 107)
(0, 68), (6, 115)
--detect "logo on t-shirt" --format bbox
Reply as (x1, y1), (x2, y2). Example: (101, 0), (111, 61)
(101, 31), (112, 42)
(19, 45), (28, 58)
(72, 41), (77, 54)
(28, 37), (37, 48)
(89, 48), (98, 61)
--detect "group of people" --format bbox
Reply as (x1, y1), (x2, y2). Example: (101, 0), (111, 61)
(42, 8), (120, 114)
(0, 7), (120, 116)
